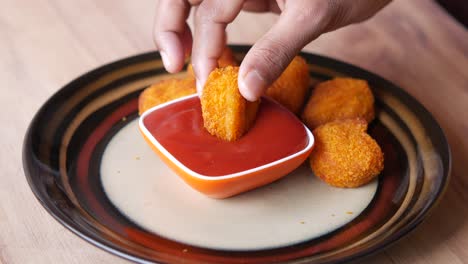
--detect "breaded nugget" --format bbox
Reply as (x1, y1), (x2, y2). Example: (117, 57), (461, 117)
(138, 78), (196, 115)
(187, 46), (238, 78)
(266, 56), (310, 115)
(201, 66), (260, 141)
(302, 78), (375, 130)
(218, 46), (238, 67)
(310, 118), (384, 188)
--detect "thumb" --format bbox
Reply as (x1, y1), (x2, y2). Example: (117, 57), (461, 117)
(238, 2), (331, 101)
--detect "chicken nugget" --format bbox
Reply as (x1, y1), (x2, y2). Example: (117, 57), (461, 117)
(310, 118), (384, 188)
(201, 66), (260, 141)
(218, 46), (238, 67)
(187, 46), (238, 78)
(266, 56), (310, 114)
(302, 78), (375, 130)
(138, 78), (196, 115)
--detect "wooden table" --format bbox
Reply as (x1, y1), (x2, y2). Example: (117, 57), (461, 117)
(1, 0), (467, 263)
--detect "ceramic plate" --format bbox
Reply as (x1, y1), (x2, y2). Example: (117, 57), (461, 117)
(23, 46), (451, 264)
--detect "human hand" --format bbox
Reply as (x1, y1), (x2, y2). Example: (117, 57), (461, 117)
(153, 0), (391, 101)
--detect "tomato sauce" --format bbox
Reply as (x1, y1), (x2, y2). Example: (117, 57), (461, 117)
(143, 97), (308, 176)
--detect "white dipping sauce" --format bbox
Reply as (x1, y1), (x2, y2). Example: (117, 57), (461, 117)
(101, 120), (377, 250)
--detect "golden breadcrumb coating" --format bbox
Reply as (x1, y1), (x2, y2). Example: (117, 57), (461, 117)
(201, 66), (260, 141)
(310, 118), (384, 188)
(187, 46), (238, 78)
(266, 56), (310, 115)
(302, 78), (375, 130)
(138, 78), (196, 115)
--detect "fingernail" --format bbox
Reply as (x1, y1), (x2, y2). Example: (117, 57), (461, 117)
(160, 51), (171, 71)
(239, 70), (265, 102)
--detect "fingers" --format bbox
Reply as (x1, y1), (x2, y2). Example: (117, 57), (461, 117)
(192, 0), (245, 93)
(238, 1), (333, 101)
(153, 0), (391, 98)
(238, 0), (391, 101)
(153, 0), (191, 73)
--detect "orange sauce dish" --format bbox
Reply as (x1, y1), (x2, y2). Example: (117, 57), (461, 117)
(139, 95), (314, 198)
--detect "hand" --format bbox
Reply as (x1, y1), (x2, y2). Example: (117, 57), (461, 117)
(153, 0), (391, 101)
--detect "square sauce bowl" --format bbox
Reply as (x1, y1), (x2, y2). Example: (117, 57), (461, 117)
(139, 95), (314, 198)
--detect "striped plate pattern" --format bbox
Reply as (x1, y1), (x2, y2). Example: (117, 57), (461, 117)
(23, 46), (450, 264)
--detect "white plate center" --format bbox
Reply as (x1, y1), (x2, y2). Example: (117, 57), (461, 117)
(101, 120), (378, 250)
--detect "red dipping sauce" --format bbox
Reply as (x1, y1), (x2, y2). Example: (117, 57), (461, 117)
(143, 97), (308, 176)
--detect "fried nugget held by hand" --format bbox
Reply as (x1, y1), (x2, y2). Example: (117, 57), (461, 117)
(310, 119), (384, 188)
(187, 46), (238, 78)
(138, 78), (196, 115)
(201, 66), (260, 141)
(266, 56), (310, 115)
(302, 78), (375, 130)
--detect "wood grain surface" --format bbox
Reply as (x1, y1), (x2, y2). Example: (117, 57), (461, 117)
(1, 0), (467, 263)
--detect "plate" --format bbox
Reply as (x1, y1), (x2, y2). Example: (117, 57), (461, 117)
(23, 45), (451, 264)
